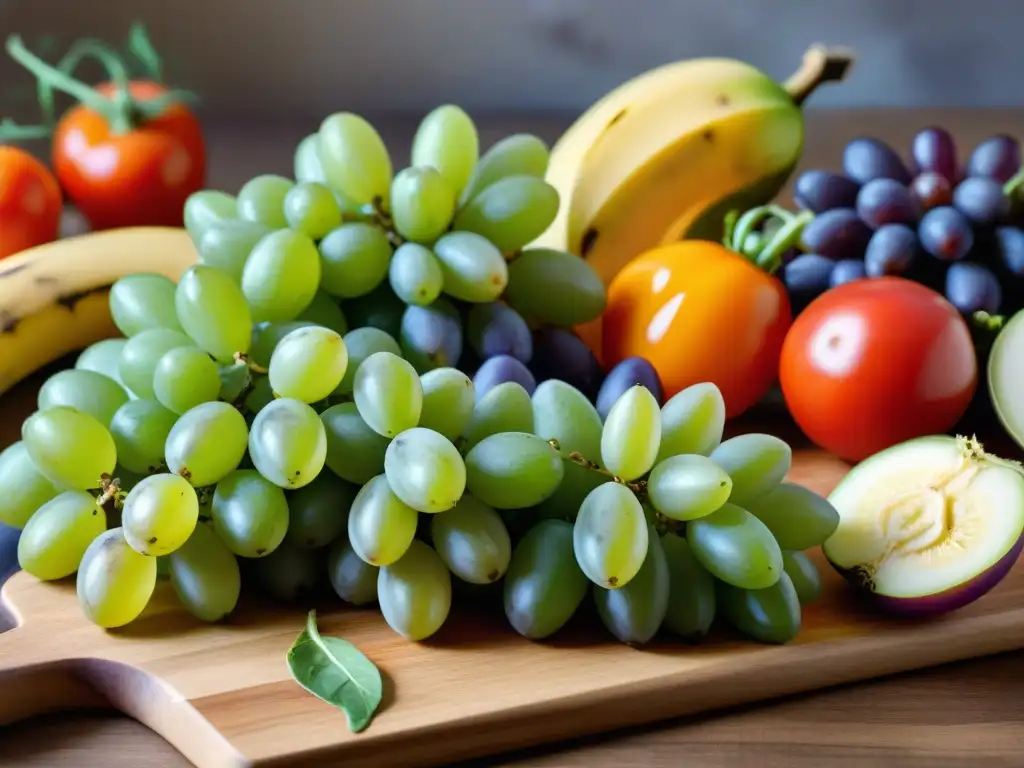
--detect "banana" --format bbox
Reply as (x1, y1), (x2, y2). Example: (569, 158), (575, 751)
(0, 227), (197, 396)
(534, 45), (855, 358)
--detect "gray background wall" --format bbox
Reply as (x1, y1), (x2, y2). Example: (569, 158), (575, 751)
(0, 0), (1021, 123)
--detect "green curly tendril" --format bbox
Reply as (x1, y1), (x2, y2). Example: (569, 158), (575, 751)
(723, 204), (814, 275)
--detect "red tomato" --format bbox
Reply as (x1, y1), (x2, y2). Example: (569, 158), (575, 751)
(0, 145), (62, 260)
(780, 277), (977, 462)
(602, 241), (792, 418)
(52, 81), (206, 231)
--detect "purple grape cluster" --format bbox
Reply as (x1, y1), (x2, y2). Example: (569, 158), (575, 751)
(782, 128), (1024, 316)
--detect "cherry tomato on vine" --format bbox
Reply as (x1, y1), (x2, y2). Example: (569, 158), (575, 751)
(0, 145), (62, 260)
(780, 277), (977, 462)
(7, 33), (206, 231)
(601, 240), (792, 419)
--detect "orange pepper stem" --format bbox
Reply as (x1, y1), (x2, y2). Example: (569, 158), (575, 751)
(726, 205), (812, 275)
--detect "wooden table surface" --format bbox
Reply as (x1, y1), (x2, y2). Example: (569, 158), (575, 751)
(5, 108), (1024, 767)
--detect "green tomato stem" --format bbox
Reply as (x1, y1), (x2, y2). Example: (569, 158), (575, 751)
(755, 209), (814, 274)
(126, 23), (163, 84)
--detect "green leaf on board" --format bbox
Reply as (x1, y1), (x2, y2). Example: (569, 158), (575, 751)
(286, 609), (382, 732)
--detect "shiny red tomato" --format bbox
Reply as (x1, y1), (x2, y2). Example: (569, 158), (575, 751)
(780, 277), (977, 462)
(0, 145), (62, 259)
(52, 81), (206, 231)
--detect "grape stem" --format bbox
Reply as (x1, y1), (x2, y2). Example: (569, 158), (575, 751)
(94, 474), (124, 508)
(549, 440), (647, 496)
(233, 351), (268, 375)
(3, 29), (197, 137)
(725, 205), (812, 275)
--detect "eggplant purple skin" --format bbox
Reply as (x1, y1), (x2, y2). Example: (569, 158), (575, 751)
(828, 532), (1024, 618)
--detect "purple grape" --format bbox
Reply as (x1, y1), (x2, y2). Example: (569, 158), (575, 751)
(855, 178), (921, 228)
(782, 254), (834, 298)
(472, 354), (536, 400)
(340, 282), (404, 340)
(595, 357), (664, 421)
(863, 224), (919, 277)
(910, 172), (953, 211)
(918, 206), (974, 262)
(530, 327), (604, 400)
(399, 301), (463, 372)
(952, 177), (1010, 226)
(800, 208), (872, 260)
(842, 138), (911, 185)
(793, 170), (860, 213)
(466, 302), (533, 364)
(829, 259), (867, 287)
(945, 262), (1002, 314)
(967, 135), (1021, 183)
(995, 226), (1024, 276)
(910, 127), (958, 180)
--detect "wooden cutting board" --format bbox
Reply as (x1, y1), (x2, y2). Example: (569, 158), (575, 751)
(3, 440), (1024, 768)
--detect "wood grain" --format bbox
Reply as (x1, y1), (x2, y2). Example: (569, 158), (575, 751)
(5, 108), (1024, 767)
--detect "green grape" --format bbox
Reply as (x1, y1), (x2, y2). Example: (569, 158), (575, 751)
(109, 273), (183, 336)
(168, 521), (241, 622)
(17, 491), (105, 580)
(249, 398), (327, 489)
(241, 229), (321, 323)
(534, 461), (604, 524)
(432, 231), (508, 303)
(594, 525), (669, 645)
(196, 219), (270, 283)
(217, 361), (251, 403)
(687, 502), (784, 590)
(388, 242), (444, 306)
(175, 265), (254, 363)
(377, 539), (451, 641)
(339, 281), (405, 338)
(268, 326), (348, 403)
(383, 427), (465, 514)
(184, 190), (236, 243)
(431, 494), (511, 584)
(320, 402), (391, 484)
(746, 482), (840, 550)
(411, 104), (479, 198)
(418, 367), (475, 442)
(600, 385), (661, 482)
(75, 338), (127, 384)
(211, 469), (290, 557)
(249, 320), (313, 368)
(503, 518), (588, 639)
(285, 471), (357, 549)
(118, 328), (194, 399)
(460, 134), (549, 205)
(318, 222), (392, 299)
(153, 347), (222, 415)
(717, 572), (801, 644)
(709, 434), (792, 507)
(647, 454), (733, 521)
(504, 248), (607, 327)
(252, 539), (323, 602)
(244, 375), (275, 415)
(284, 181), (342, 239)
(121, 473), (200, 556)
(573, 481), (648, 589)
(110, 399), (178, 474)
(657, 382), (727, 461)
(660, 532), (716, 639)
(237, 174), (293, 228)
(318, 112), (393, 206)
(532, 379), (602, 458)
(463, 381), (534, 451)
(782, 550), (822, 605)
(294, 133), (327, 184)
(353, 351), (422, 438)
(327, 537), (378, 606)
(390, 166), (456, 243)
(38, 369), (128, 426)
(453, 176), (559, 254)
(77, 527), (158, 628)
(335, 327), (401, 396)
(464, 432), (563, 510)
(0, 441), (59, 528)
(165, 401), (249, 487)
(23, 406), (116, 490)
(156, 554), (171, 580)
(296, 290), (349, 336)
(347, 474), (418, 566)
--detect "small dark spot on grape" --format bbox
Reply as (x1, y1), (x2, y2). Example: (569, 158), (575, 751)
(608, 576), (618, 587)
(487, 569), (499, 582)
(92, 509), (98, 515)
(580, 227), (598, 257)
(148, 536), (158, 544)
(256, 548), (267, 556)
(719, 480), (727, 487)
(295, 470), (301, 476)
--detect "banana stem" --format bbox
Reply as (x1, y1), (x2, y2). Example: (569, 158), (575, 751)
(784, 44), (856, 106)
